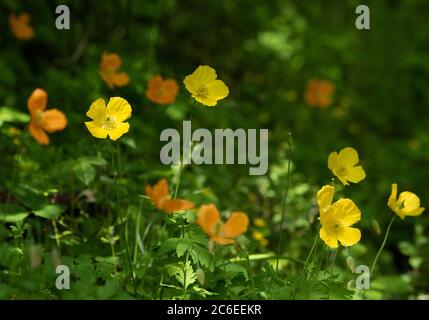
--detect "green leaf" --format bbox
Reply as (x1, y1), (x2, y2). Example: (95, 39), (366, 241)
(11, 184), (47, 209)
(176, 239), (193, 257)
(159, 237), (181, 254)
(165, 261), (196, 290)
(33, 204), (64, 219)
(0, 107), (30, 127)
(74, 161), (96, 186)
(0, 204), (29, 222)
(78, 157), (108, 166)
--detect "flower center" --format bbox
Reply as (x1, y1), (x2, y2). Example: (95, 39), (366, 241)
(336, 166), (348, 177)
(329, 221), (343, 234)
(195, 86), (209, 99)
(102, 115), (117, 130)
(156, 88), (166, 98)
(35, 111), (44, 126)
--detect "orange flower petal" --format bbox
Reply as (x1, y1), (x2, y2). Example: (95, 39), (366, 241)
(161, 199), (194, 213)
(196, 204), (221, 238)
(28, 89), (47, 115)
(211, 236), (236, 245)
(220, 212), (249, 239)
(42, 109), (67, 133)
(9, 13), (34, 40)
(100, 72), (114, 89)
(29, 121), (49, 145)
(111, 73), (130, 87)
(100, 52), (122, 72)
(145, 179), (170, 209)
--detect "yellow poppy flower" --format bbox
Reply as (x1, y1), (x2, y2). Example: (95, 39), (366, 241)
(85, 97), (131, 141)
(387, 183), (425, 220)
(183, 66), (229, 106)
(319, 198), (361, 249)
(317, 185), (335, 214)
(328, 147), (366, 186)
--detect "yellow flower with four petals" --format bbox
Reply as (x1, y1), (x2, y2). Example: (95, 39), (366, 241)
(317, 185), (362, 249)
(183, 65), (229, 106)
(85, 97), (131, 141)
(328, 147), (366, 186)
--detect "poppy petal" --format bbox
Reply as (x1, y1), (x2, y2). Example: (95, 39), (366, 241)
(85, 121), (108, 139)
(28, 89), (47, 115)
(111, 73), (130, 87)
(338, 227), (361, 247)
(107, 97), (131, 122)
(338, 147), (359, 167)
(196, 204), (220, 238)
(108, 122), (129, 141)
(161, 199), (194, 213)
(86, 98), (107, 122)
(220, 212), (249, 239)
(319, 227), (338, 248)
(29, 121), (49, 145)
(42, 109), (67, 133)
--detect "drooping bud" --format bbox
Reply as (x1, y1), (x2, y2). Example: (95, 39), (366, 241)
(346, 256), (356, 273)
(196, 268), (205, 285)
(371, 219), (381, 235)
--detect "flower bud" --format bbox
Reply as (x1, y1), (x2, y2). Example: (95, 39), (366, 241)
(346, 256), (356, 273)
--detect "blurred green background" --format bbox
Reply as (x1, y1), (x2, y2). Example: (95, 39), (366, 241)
(1, 0), (428, 299)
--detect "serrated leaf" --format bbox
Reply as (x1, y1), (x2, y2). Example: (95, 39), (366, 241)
(159, 237), (181, 254)
(165, 261), (196, 290)
(176, 239), (193, 257)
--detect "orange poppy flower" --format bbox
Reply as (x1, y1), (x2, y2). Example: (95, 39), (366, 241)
(196, 204), (249, 245)
(99, 52), (130, 89)
(304, 79), (335, 108)
(27, 89), (67, 145)
(9, 13), (34, 40)
(146, 76), (179, 105)
(145, 179), (194, 213)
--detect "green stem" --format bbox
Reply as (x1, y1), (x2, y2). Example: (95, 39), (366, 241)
(235, 244), (255, 293)
(111, 144), (136, 293)
(370, 215), (396, 274)
(292, 234), (319, 299)
(133, 197), (143, 264)
(182, 250), (190, 299)
(7, 130), (26, 204)
(276, 132), (293, 273)
(52, 220), (61, 252)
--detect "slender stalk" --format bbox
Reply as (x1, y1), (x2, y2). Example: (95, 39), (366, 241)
(182, 250), (190, 299)
(174, 101), (197, 199)
(370, 215), (396, 274)
(292, 234), (319, 299)
(111, 143), (136, 292)
(189, 100), (197, 123)
(276, 132), (293, 273)
(7, 130), (26, 204)
(51, 220), (61, 252)
(133, 197), (143, 264)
